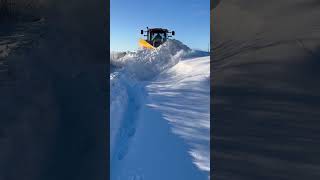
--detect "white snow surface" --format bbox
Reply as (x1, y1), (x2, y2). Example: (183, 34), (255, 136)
(110, 40), (210, 180)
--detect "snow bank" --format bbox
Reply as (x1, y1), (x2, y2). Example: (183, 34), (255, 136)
(146, 56), (210, 175)
(110, 51), (127, 67)
(110, 68), (144, 161)
(110, 39), (210, 180)
(110, 40), (192, 156)
(110, 56), (210, 180)
(183, 49), (210, 59)
(110, 72), (129, 157)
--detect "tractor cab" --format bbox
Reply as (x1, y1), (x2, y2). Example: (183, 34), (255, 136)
(139, 27), (175, 49)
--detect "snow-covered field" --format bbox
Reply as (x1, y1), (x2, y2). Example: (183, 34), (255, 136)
(110, 40), (210, 180)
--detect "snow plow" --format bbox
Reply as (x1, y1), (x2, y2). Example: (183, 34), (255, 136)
(139, 27), (175, 49)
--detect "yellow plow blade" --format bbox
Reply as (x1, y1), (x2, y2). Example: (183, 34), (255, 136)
(139, 39), (156, 50)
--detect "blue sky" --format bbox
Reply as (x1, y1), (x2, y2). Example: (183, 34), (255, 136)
(111, 0), (210, 52)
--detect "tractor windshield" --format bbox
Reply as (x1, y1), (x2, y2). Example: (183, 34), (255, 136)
(151, 32), (166, 41)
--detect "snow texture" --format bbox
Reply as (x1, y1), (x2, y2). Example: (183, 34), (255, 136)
(110, 40), (210, 180)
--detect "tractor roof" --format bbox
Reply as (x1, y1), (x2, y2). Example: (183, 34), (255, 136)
(148, 28), (169, 33)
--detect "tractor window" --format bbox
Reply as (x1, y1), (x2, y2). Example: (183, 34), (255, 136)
(152, 32), (165, 41)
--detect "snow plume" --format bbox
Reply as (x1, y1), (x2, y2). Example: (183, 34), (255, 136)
(111, 39), (191, 80)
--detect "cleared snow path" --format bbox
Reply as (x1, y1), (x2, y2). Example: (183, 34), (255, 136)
(110, 40), (210, 180)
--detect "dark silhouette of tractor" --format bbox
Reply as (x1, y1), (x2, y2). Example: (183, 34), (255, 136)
(139, 27), (175, 49)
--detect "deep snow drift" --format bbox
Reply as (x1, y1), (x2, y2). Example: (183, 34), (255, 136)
(110, 40), (210, 180)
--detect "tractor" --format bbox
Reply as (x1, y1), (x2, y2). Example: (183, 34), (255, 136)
(139, 27), (175, 49)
